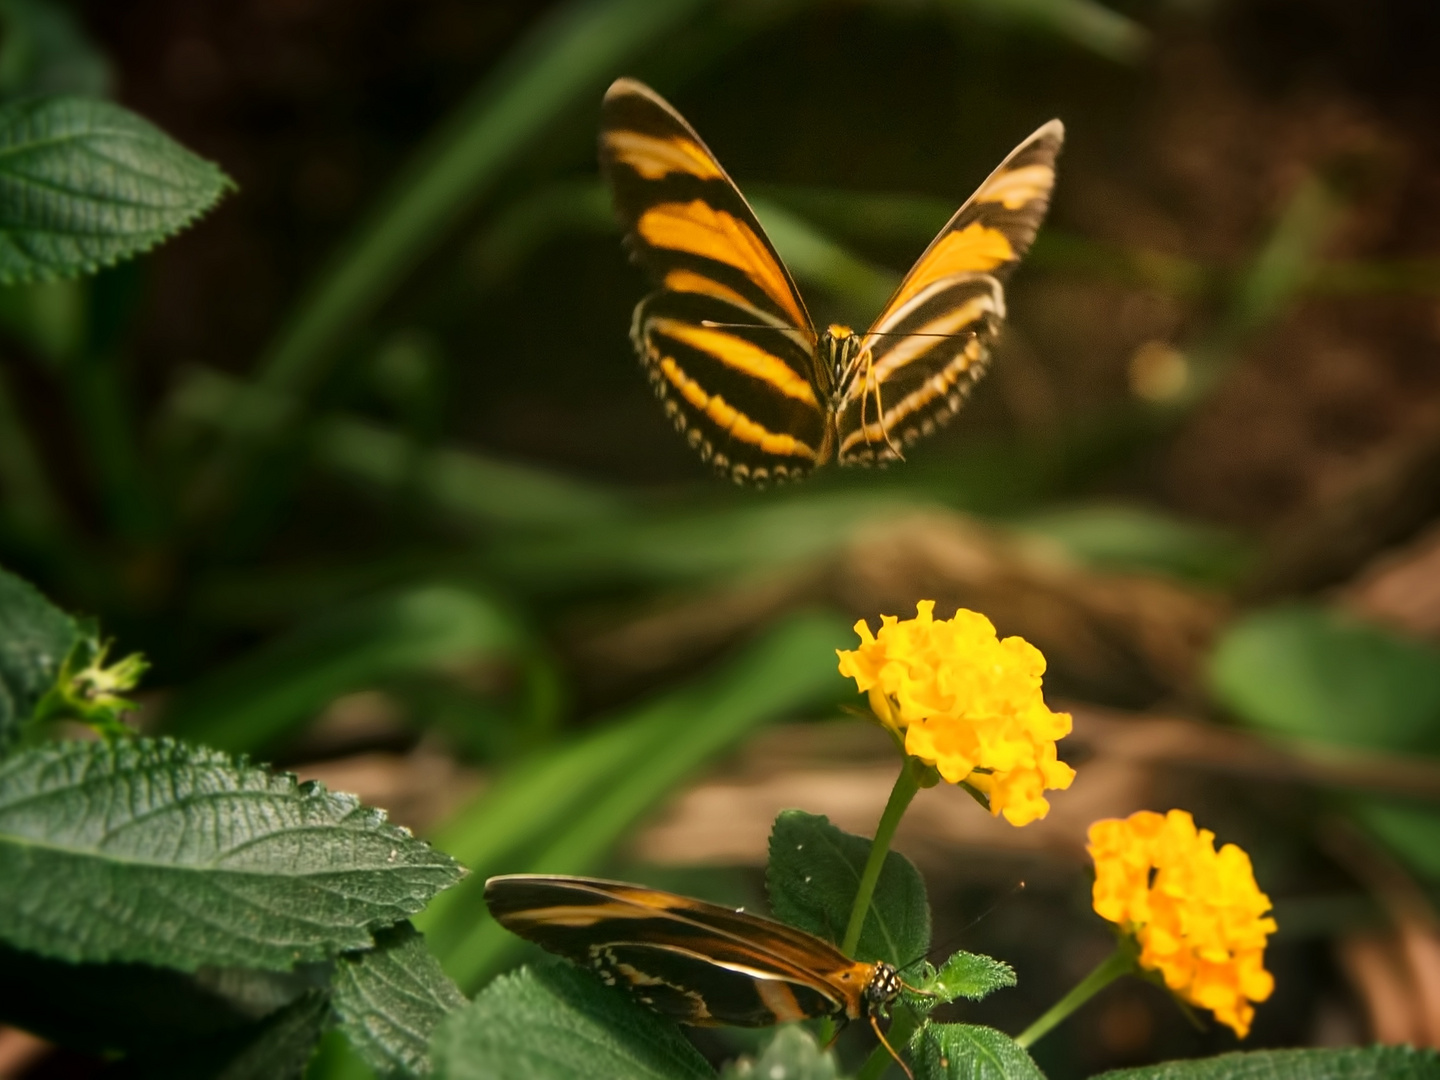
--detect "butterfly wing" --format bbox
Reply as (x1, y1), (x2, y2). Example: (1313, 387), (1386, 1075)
(485, 874), (871, 1025)
(600, 78), (825, 483)
(835, 120), (1064, 465)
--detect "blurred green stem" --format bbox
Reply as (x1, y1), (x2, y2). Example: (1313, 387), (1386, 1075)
(1014, 939), (1137, 1048)
(842, 758), (922, 957)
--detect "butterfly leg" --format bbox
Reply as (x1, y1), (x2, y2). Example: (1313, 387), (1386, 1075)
(869, 1012), (914, 1080)
(863, 351), (905, 462)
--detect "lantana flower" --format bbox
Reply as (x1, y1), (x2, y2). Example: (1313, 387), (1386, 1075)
(1088, 809), (1277, 1039)
(836, 600), (1075, 826)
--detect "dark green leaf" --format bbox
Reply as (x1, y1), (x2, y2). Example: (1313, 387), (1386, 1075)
(0, 0), (111, 98)
(767, 810), (930, 967)
(918, 951), (1017, 1005)
(332, 923), (466, 1078)
(0, 562), (78, 748)
(719, 1025), (837, 1080)
(1350, 800), (1440, 884)
(164, 583), (528, 753)
(429, 961), (713, 1080)
(0, 737), (464, 970)
(1210, 605), (1440, 754)
(1095, 1045), (1440, 1079)
(0, 938), (304, 1055)
(910, 1024), (1043, 1080)
(0, 95), (232, 283)
(113, 989), (330, 1080)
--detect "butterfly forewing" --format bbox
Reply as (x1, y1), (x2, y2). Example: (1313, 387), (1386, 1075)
(484, 874), (875, 1026)
(601, 78), (825, 483)
(839, 120), (1064, 464)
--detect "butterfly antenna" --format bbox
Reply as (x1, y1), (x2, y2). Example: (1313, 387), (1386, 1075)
(869, 1013), (915, 1080)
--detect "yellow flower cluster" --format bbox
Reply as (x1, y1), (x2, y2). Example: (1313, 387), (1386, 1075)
(1088, 809), (1277, 1039)
(836, 600), (1075, 826)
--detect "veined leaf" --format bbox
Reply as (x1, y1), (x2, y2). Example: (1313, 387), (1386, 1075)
(0, 562), (78, 748)
(0, 96), (233, 283)
(0, 737), (464, 970)
(920, 950), (1017, 1005)
(767, 810), (930, 968)
(332, 922), (466, 1078)
(430, 961), (713, 1080)
(1095, 1045), (1440, 1079)
(910, 1023), (1043, 1080)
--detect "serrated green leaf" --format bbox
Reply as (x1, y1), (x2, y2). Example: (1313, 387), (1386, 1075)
(910, 1024), (1043, 1080)
(918, 951), (1016, 1005)
(1095, 1045), (1440, 1079)
(0, 95), (232, 283)
(0, 737), (464, 970)
(0, 938), (304, 1055)
(332, 922), (466, 1078)
(112, 989), (330, 1080)
(767, 810), (929, 967)
(719, 1025), (837, 1080)
(0, 562), (79, 749)
(430, 961), (713, 1080)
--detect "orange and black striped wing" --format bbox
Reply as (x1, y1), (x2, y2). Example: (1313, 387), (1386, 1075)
(484, 874), (873, 1026)
(600, 78), (826, 484)
(835, 120), (1064, 465)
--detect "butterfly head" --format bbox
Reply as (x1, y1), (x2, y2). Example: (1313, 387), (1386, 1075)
(864, 961), (903, 1015)
(819, 324), (864, 398)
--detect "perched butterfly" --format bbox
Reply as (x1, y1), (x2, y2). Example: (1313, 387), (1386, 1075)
(485, 874), (924, 1074)
(600, 77), (1063, 484)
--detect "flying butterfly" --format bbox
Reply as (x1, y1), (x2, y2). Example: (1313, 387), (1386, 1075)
(485, 874), (926, 1075)
(600, 77), (1063, 484)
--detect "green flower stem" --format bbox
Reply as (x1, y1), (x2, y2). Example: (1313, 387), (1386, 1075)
(842, 759), (922, 957)
(1014, 941), (1137, 1049)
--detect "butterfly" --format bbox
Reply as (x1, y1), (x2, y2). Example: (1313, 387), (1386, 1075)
(600, 77), (1063, 484)
(485, 874), (924, 1075)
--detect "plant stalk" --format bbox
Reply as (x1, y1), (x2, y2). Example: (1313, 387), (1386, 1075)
(842, 759), (922, 958)
(1014, 941), (1136, 1049)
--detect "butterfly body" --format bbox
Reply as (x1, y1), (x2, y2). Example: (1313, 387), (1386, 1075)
(601, 77), (1062, 484)
(484, 873), (901, 1028)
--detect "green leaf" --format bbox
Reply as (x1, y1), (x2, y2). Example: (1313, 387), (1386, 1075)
(0, 0), (112, 98)
(910, 1024), (1043, 1080)
(719, 1025), (837, 1080)
(164, 583), (529, 753)
(112, 990), (330, 1080)
(1210, 605), (1440, 754)
(0, 562), (78, 748)
(0, 737), (464, 970)
(767, 810), (930, 967)
(1094, 1045), (1440, 1079)
(430, 961), (713, 1080)
(1350, 800), (1440, 884)
(917, 950), (1017, 1005)
(332, 923), (466, 1078)
(0, 938), (305, 1055)
(0, 95), (233, 283)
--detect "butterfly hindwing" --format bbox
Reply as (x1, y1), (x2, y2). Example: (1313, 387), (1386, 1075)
(839, 120), (1064, 464)
(484, 874), (872, 1026)
(600, 77), (825, 482)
